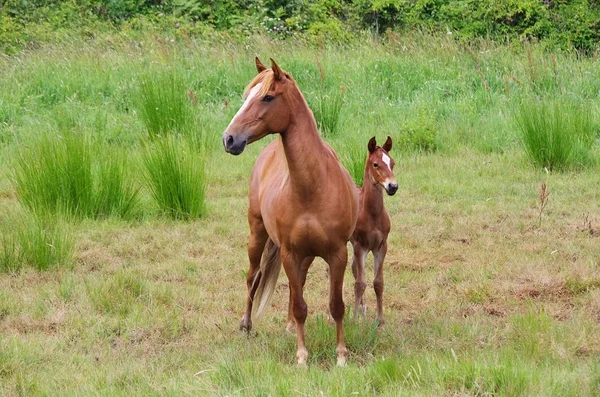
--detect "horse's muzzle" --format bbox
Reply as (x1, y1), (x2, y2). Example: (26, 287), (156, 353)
(385, 183), (398, 196)
(223, 133), (247, 156)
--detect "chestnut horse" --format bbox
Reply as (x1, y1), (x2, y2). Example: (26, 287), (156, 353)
(351, 137), (397, 326)
(222, 58), (358, 366)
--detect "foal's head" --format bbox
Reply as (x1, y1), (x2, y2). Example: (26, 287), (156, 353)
(366, 136), (398, 196)
(223, 57), (297, 155)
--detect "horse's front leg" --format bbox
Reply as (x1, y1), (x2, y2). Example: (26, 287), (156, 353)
(373, 241), (387, 326)
(286, 256), (314, 334)
(282, 249), (309, 366)
(327, 245), (350, 366)
(240, 217), (268, 332)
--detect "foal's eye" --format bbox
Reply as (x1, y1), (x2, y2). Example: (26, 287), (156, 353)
(262, 95), (275, 102)
(373, 163), (379, 168)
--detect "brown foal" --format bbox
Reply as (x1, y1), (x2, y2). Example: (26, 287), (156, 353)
(351, 136), (397, 326)
(222, 58), (358, 366)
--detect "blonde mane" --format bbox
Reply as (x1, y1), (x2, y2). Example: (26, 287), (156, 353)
(243, 69), (297, 99)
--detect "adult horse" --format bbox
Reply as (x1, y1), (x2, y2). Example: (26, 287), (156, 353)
(222, 58), (358, 366)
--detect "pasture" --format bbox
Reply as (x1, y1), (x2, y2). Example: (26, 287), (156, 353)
(1, 34), (600, 395)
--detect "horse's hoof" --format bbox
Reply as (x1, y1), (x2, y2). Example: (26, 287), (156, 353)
(285, 321), (296, 334)
(376, 318), (385, 327)
(336, 346), (348, 367)
(297, 348), (308, 366)
(239, 316), (252, 333)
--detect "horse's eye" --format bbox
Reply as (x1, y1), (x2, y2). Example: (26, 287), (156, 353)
(262, 95), (275, 102)
(373, 163), (379, 168)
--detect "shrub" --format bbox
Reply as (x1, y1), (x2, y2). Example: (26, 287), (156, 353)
(13, 133), (139, 219)
(516, 99), (596, 171)
(142, 136), (207, 220)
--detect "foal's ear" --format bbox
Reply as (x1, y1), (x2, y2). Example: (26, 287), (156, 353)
(255, 57), (267, 73)
(368, 137), (377, 153)
(383, 136), (392, 152)
(270, 58), (283, 81)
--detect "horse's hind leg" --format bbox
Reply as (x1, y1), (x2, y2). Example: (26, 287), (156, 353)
(373, 241), (387, 326)
(239, 216), (268, 332)
(286, 256), (314, 333)
(327, 246), (349, 366)
(352, 243), (368, 318)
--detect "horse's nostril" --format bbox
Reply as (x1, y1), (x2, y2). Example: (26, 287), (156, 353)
(226, 135), (234, 147)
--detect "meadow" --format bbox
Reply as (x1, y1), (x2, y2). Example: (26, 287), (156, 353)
(1, 33), (600, 395)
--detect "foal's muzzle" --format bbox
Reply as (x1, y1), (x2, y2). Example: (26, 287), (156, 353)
(385, 183), (398, 196)
(222, 133), (247, 155)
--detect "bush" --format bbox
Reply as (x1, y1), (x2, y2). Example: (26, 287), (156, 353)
(516, 99), (596, 171)
(13, 133), (139, 219)
(142, 136), (207, 220)
(397, 108), (438, 153)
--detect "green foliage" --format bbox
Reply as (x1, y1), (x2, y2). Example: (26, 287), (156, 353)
(141, 136), (207, 220)
(13, 133), (140, 219)
(516, 99), (596, 171)
(1, 0), (599, 52)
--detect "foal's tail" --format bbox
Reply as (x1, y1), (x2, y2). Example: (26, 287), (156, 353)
(251, 238), (282, 321)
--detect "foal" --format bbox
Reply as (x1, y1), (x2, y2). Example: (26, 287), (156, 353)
(351, 136), (397, 326)
(222, 58), (358, 366)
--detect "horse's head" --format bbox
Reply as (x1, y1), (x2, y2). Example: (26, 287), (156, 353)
(367, 136), (398, 196)
(223, 57), (295, 155)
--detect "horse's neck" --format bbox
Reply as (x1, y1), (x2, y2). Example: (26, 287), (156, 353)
(280, 96), (329, 195)
(361, 168), (384, 217)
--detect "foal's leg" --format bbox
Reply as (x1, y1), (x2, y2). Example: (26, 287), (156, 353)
(327, 246), (349, 366)
(352, 243), (368, 318)
(282, 250), (309, 366)
(373, 241), (387, 326)
(239, 217), (268, 332)
(287, 256), (314, 333)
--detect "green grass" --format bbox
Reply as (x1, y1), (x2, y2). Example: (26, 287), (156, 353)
(312, 87), (344, 138)
(142, 136), (208, 220)
(516, 99), (597, 171)
(0, 215), (74, 272)
(0, 33), (599, 395)
(136, 68), (196, 140)
(13, 132), (139, 220)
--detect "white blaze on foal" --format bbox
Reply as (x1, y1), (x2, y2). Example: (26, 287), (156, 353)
(227, 82), (263, 129)
(381, 153), (391, 169)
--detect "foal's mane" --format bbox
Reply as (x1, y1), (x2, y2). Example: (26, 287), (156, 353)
(243, 69), (297, 99)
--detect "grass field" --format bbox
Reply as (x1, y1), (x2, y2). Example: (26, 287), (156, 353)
(1, 34), (600, 396)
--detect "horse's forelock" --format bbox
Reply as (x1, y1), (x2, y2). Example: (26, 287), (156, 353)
(243, 69), (297, 99)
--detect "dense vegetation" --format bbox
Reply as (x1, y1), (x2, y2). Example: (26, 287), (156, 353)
(1, 0), (600, 54)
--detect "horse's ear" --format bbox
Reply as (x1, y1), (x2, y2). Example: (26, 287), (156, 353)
(383, 136), (392, 152)
(368, 137), (377, 153)
(270, 58), (283, 81)
(255, 57), (267, 73)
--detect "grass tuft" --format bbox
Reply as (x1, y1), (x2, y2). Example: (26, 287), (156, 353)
(136, 69), (195, 140)
(312, 88), (344, 138)
(339, 139), (366, 186)
(13, 133), (139, 219)
(142, 136), (207, 220)
(516, 99), (596, 171)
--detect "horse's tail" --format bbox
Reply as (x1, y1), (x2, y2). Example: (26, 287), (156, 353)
(251, 238), (281, 321)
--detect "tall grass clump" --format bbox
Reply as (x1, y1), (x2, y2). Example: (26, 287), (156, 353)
(142, 136), (207, 220)
(0, 216), (74, 272)
(339, 139), (366, 186)
(14, 133), (139, 219)
(136, 69), (195, 140)
(312, 88), (344, 138)
(516, 99), (596, 171)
